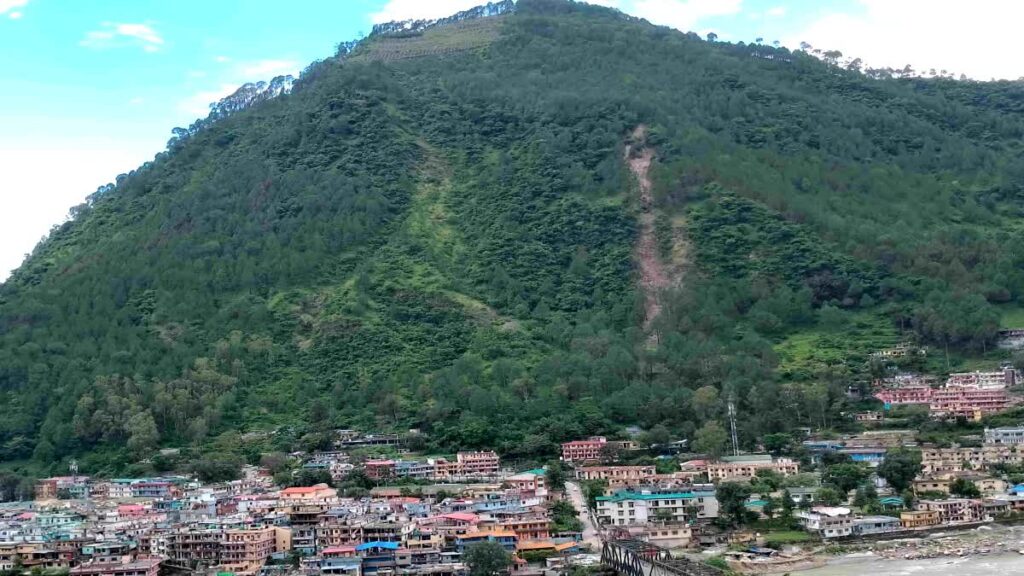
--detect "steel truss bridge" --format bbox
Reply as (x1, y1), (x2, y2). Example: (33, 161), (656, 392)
(600, 539), (723, 576)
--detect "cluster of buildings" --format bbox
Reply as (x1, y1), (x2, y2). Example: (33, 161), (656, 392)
(786, 424), (1024, 541)
(0, 445), (588, 576)
(363, 452), (500, 482)
(34, 477), (186, 502)
(873, 368), (1020, 420)
(795, 492), (1024, 540)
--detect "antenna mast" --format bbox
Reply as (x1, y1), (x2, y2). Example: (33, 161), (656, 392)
(728, 396), (739, 457)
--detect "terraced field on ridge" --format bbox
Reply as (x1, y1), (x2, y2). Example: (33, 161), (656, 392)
(353, 17), (507, 63)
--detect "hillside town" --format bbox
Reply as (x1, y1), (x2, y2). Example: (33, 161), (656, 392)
(10, 354), (1024, 576)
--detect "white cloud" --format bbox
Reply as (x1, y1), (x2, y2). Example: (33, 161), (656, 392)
(128, 97), (144, 105)
(215, 55), (231, 63)
(632, 0), (742, 32)
(178, 83), (239, 118)
(0, 0), (27, 15)
(239, 59), (300, 78)
(789, 0), (1024, 80)
(766, 5), (785, 16)
(177, 59), (300, 120)
(370, 0), (489, 23)
(81, 22), (164, 52)
(8, 10), (21, 19)
(0, 145), (156, 281)
(115, 23), (163, 45)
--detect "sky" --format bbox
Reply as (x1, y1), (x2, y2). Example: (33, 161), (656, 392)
(2, 0), (1023, 281)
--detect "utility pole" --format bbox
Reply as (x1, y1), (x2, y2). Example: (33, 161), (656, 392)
(728, 395), (739, 457)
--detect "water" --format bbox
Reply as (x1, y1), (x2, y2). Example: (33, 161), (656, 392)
(796, 552), (1024, 575)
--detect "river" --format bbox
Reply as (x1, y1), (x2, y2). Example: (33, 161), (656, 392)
(790, 524), (1024, 575)
(796, 552), (1024, 575)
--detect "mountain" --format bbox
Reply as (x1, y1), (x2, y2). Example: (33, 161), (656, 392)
(3, 0), (1024, 478)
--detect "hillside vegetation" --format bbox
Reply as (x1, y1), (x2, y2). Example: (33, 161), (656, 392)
(2, 0), (1024, 478)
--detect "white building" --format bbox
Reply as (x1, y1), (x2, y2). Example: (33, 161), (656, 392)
(595, 490), (718, 526)
(946, 368), (1018, 390)
(984, 426), (1024, 445)
(796, 507), (853, 538)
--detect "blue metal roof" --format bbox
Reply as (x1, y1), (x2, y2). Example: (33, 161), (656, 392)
(357, 541), (400, 551)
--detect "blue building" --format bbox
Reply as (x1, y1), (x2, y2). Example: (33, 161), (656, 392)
(357, 541), (402, 574)
(839, 447), (887, 467)
(455, 531), (518, 553)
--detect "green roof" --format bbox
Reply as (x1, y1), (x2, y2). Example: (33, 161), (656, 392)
(721, 454), (773, 463)
(523, 468), (546, 476)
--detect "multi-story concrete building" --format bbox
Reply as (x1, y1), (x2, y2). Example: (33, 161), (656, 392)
(496, 517), (550, 542)
(317, 516), (363, 550)
(561, 437), (608, 463)
(595, 490), (718, 526)
(394, 460), (435, 480)
(35, 476), (91, 500)
(504, 471), (546, 492)
(985, 426), (1024, 445)
(0, 542), (66, 571)
(900, 510), (940, 528)
(946, 368), (1018, 389)
(929, 387), (1011, 420)
(166, 527), (222, 565)
(914, 473), (1006, 496)
(364, 460), (396, 481)
(875, 386), (933, 406)
(574, 466), (656, 483)
(796, 507), (853, 538)
(920, 445), (1024, 474)
(456, 451), (500, 476)
(455, 530), (517, 553)
(916, 499), (979, 524)
(705, 455), (798, 482)
(219, 526), (282, 576)
(316, 546), (362, 576)
(851, 516), (901, 536)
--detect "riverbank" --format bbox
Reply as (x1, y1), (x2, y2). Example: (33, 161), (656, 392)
(791, 524), (1024, 574)
(829, 523), (1021, 560)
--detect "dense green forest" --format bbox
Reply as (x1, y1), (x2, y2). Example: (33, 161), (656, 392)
(2, 0), (1024, 480)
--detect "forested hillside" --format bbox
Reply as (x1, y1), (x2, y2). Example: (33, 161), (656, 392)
(2, 0), (1024, 478)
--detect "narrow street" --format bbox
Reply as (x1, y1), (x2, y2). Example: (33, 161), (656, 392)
(565, 480), (603, 550)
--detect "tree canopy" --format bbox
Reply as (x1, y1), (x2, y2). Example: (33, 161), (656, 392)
(2, 0), (1023, 479)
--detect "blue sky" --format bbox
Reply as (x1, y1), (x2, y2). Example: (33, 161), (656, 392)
(1, 0), (1021, 279)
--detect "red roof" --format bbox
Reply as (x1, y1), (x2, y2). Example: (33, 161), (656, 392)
(281, 486), (321, 495)
(441, 512), (480, 523)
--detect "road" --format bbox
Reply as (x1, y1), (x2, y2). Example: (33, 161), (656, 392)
(565, 480), (602, 550)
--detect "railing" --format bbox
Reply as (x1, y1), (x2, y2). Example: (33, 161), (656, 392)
(600, 539), (721, 576)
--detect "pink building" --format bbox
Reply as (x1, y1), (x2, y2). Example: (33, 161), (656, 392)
(456, 451), (499, 475)
(929, 388), (1011, 420)
(561, 437), (608, 462)
(364, 460), (396, 480)
(875, 386), (932, 405)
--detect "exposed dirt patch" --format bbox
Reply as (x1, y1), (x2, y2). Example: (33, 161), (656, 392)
(626, 125), (671, 331)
